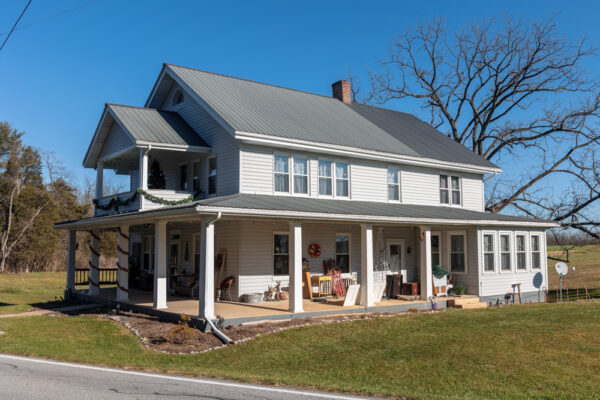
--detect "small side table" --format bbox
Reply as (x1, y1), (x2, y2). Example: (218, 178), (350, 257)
(311, 275), (332, 297)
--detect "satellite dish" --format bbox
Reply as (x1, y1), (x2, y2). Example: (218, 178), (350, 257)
(555, 262), (568, 277)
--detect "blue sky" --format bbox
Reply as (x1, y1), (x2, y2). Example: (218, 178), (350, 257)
(1, 0), (598, 193)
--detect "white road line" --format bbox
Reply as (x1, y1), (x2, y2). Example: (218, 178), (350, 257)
(0, 354), (366, 399)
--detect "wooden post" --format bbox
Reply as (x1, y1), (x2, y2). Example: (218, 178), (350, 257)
(199, 219), (215, 320)
(289, 221), (303, 313)
(139, 148), (148, 209)
(360, 224), (375, 306)
(116, 225), (130, 301)
(88, 229), (101, 296)
(65, 230), (77, 293)
(153, 221), (167, 309)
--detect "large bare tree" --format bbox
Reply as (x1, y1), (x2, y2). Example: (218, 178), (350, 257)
(360, 17), (600, 239)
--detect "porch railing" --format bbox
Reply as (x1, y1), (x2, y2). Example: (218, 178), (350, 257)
(75, 268), (118, 286)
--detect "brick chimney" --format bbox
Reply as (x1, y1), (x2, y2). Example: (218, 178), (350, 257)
(331, 80), (352, 104)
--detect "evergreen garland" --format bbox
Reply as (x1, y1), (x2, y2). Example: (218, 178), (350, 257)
(93, 189), (200, 212)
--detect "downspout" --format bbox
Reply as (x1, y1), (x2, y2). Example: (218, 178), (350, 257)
(202, 212), (232, 344)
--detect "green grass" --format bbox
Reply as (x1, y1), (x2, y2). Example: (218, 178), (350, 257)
(0, 272), (67, 314)
(547, 245), (600, 292)
(1, 302), (600, 399)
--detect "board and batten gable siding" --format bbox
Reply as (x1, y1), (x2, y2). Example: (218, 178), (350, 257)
(98, 122), (134, 161)
(160, 82), (240, 196)
(239, 144), (485, 210)
(476, 227), (548, 298)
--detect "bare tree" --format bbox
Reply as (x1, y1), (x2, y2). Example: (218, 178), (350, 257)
(361, 17), (600, 239)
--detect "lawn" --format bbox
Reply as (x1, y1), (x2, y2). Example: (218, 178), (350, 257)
(0, 272), (66, 314)
(1, 302), (600, 399)
(547, 244), (600, 299)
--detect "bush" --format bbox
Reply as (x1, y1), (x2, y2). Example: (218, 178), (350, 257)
(453, 284), (466, 296)
(166, 314), (195, 344)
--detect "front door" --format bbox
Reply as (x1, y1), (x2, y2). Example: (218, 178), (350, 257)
(386, 239), (406, 279)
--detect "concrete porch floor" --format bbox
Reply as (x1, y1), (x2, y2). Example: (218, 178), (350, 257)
(85, 287), (458, 325)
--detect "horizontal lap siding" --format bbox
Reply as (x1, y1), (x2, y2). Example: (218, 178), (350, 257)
(215, 221), (240, 299)
(240, 145), (273, 194)
(99, 122), (134, 160)
(400, 167), (439, 206)
(432, 226), (479, 294)
(351, 160), (387, 202)
(461, 174), (484, 212)
(161, 83), (239, 196)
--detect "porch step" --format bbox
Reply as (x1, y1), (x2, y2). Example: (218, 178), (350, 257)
(454, 302), (488, 309)
(446, 296), (482, 307)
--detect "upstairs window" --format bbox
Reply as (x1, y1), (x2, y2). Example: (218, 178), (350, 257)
(335, 162), (349, 197)
(388, 168), (399, 201)
(500, 234), (512, 272)
(483, 233), (495, 272)
(516, 234), (527, 271)
(293, 157), (308, 194)
(274, 155), (289, 193)
(208, 157), (217, 195)
(531, 235), (541, 270)
(440, 175), (461, 205)
(318, 160), (332, 196)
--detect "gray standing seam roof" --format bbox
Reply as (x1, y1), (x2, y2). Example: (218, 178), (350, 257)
(166, 64), (498, 170)
(108, 104), (209, 147)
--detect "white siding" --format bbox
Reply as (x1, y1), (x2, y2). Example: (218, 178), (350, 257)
(99, 122), (134, 160)
(462, 173), (485, 212)
(215, 220), (240, 299)
(351, 160), (388, 202)
(401, 166), (440, 206)
(240, 144), (273, 194)
(161, 82), (240, 196)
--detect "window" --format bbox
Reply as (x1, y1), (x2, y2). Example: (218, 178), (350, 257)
(273, 233), (289, 276)
(500, 234), (512, 272)
(208, 157), (217, 195)
(335, 162), (349, 197)
(531, 235), (541, 270)
(179, 164), (188, 191)
(449, 232), (466, 273)
(274, 155), (289, 193)
(516, 234), (527, 271)
(483, 233), (495, 272)
(440, 175), (461, 205)
(335, 234), (350, 273)
(388, 168), (399, 201)
(293, 157), (308, 194)
(431, 234), (441, 267)
(318, 160), (332, 196)
(173, 90), (184, 105)
(142, 235), (154, 272)
(192, 161), (200, 192)
(169, 232), (181, 266)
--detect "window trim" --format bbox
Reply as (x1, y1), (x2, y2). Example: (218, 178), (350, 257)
(272, 231), (290, 278)
(515, 233), (528, 272)
(317, 158), (334, 198)
(207, 156), (217, 197)
(387, 166), (400, 203)
(530, 233), (542, 270)
(431, 231), (442, 268)
(334, 232), (352, 273)
(440, 174), (462, 207)
(447, 230), (468, 275)
(334, 160), (350, 198)
(482, 231), (497, 274)
(292, 155), (309, 196)
(499, 231), (513, 274)
(273, 154), (291, 194)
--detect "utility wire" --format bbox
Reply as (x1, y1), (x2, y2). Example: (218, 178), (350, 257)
(0, 0), (33, 52)
(0, 0), (103, 38)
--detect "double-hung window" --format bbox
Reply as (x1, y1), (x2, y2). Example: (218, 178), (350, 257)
(274, 155), (290, 193)
(208, 157), (217, 195)
(273, 233), (289, 276)
(335, 162), (349, 197)
(531, 235), (541, 270)
(318, 160), (333, 196)
(516, 234), (527, 271)
(293, 157), (308, 194)
(440, 175), (461, 205)
(335, 234), (350, 273)
(500, 234), (512, 272)
(483, 233), (495, 272)
(431, 233), (441, 267)
(448, 232), (466, 273)
(388, 168), (399, 201)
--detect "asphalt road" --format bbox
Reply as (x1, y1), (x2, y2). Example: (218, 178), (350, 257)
(0, 354), (373, 400)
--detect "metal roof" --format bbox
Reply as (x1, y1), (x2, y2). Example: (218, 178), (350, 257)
(108, 104), (209, 147)
(166, 64), (497, 170)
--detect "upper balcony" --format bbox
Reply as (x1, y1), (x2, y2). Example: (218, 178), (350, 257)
(83, 104), (212, 217)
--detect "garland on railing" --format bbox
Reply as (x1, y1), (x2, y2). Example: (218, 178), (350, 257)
(93, 189), (200, 212)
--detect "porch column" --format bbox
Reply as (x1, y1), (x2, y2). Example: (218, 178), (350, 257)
(153, 221), (168, 309)
(116, 225), (130, 301)
(199, 219), (215, 320)
(419, 226), (433, 299)
(95, 162), (103, 200)
(360, 224), (375, 306)
(88, 229), (101, 296)
(65, 230), (77, 294)
(289, 221), (303, 313)
(139, 148), (148, 209)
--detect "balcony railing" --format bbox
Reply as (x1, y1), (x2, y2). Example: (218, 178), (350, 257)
(94, 189), (195, 217)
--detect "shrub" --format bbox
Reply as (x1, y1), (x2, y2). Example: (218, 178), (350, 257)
(166, 314), (195, 344)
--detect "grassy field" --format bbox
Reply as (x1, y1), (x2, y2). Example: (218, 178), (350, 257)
(547, 245), (600, 300)
(0, 272), (66, 314)
(1, 302), (599, 399)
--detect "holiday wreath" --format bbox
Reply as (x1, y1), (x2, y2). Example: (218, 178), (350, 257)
(308, 243), (321, 258)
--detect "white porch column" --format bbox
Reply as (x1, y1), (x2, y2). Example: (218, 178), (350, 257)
(419, 226), (433, 299)
(289, 221), (303, 313)
(198, 219), (215, 320)
(360, 224), (375, 307)
(139, 148), (148, 209)
(153, 221), (168, 309)
(65, 230), (77, 293)
(116, 225), (130, 301)
(88, 229), (101, 296)
(95, 162), (104, 200)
